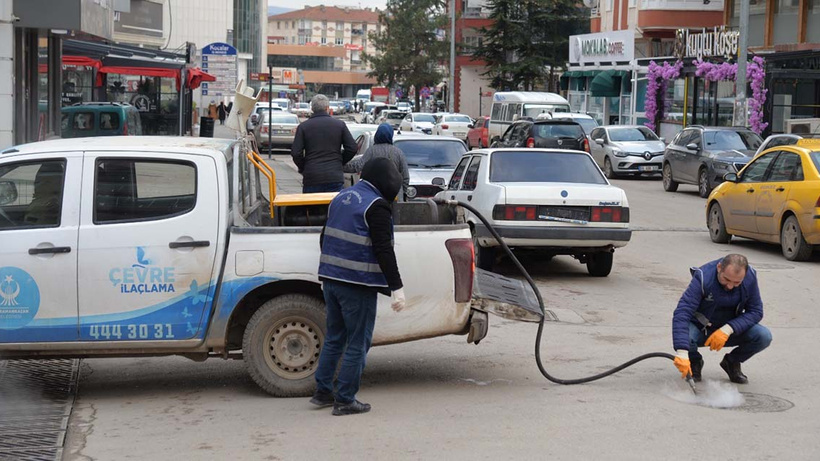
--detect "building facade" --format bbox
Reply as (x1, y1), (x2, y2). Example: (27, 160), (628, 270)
(453, 0), (497, 118)
(267, 6), (381, 98)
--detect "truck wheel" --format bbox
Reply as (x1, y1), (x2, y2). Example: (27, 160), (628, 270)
(243, 294), (326, 397)
(708, 202), (732, 243)
(586, 252), (613, 277)
(663, 163), (679, 192)
(781, 215), (814, 261)
(473, 231), (496, 271)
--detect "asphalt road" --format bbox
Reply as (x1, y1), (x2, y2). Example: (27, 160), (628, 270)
(63, 162), (820, 459)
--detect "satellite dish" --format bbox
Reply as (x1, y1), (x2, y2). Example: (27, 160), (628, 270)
(583, 0), (599, 8)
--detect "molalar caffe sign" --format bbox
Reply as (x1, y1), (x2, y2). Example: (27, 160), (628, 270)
(569, 30), (634, 65)
(675, 27), (740, 60)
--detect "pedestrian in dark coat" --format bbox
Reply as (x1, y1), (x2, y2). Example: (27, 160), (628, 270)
(344, 123), (410, 200)
(217, 102), (227, 125)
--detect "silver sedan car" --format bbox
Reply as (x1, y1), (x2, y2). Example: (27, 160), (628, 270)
(254, 112), (300, 152)
(588, 125), (666, 178)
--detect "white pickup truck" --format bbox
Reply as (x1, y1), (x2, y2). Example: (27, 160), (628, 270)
(0, 137), (538, 396)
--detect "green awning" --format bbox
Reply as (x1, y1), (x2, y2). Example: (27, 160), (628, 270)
(560, 75), (570, 91)
(590, 69), (628, 97)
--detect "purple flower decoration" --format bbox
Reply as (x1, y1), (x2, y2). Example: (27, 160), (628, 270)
(694, 57), (768, 134)
(644, 60), (682, 131)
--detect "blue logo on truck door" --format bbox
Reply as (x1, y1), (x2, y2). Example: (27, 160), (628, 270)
(109, 247), (177, 294)
(0, 267), (40, 329)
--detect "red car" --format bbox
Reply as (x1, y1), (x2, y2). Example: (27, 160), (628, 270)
(466, 116), (490, 150)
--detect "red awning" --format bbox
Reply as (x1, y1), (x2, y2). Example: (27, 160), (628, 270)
(38, 56), (103, 78)
(97, 66), (181, 89)
(186, 68), (216, 90)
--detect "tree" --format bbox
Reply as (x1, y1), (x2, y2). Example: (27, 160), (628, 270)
(364, 0), (450, 111)
(474, 0), (589, 92)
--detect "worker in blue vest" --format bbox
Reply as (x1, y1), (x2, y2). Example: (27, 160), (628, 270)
(312, 157), (405, 416)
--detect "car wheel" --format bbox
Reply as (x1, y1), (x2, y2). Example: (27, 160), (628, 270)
(243, 294), (326, 397)
(604, 157), (618, 179)
(586, 252), (613, 277)
(780, 215), (814, 261)
(707, 202), (732, 244)
(698, 167), (712, 198)
(662, 163), (679, 192)
(472, 229), (496, 271)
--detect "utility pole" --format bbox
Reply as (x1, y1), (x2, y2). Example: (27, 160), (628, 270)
(268, 65), (273, 158)
(733, 0), (749, 127)
(449, 0), (456, 113)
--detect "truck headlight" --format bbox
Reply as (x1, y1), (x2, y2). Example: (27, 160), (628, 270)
(406, 186), (417, 199)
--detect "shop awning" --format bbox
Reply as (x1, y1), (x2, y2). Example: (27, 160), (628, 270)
(186, 68), (216, 90)
(590, 70), (628, 97)
(96, 66), (182, 90)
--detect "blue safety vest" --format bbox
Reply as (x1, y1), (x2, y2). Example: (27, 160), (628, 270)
(318, 180), (391, 287)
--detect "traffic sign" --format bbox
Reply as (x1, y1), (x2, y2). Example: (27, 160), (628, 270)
(200, 42), (237, 97)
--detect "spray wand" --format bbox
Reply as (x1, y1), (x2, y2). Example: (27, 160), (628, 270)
(434, 198), (694, 392)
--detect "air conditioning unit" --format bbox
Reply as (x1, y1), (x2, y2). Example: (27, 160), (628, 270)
(786, 118), (820, 135)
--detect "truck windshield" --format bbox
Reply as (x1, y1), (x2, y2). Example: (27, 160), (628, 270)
(490, 151), (607, 184)
(394, 140), (466, 168)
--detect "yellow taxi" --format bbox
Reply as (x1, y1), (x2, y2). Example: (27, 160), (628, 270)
(706, 138), (820, 261)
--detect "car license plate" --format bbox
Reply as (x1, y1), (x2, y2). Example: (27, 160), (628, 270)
(274, 130), (290, 135)
(454, 132), (466, 137)
(639, 165), (657, 171)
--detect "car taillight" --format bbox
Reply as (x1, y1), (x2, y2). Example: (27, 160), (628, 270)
(442, 124), (449, 130)
(526, 137), (535, 148)
(590, 206), (629, 222)
(445, 238), (474, 303)
(583, 138), (590, 153)
(493, 205), (537, 221)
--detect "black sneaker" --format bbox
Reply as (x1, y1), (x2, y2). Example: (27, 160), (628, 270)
(720, 355), (748, 384)
(309, 392), (335, 408)
(332, 400), (371, 416)
(691, 357), (704, 383)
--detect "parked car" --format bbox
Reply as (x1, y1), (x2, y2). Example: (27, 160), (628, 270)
(467, 116), (490, 150)
(61, 102), (142, 138)
(542, 112), (599, 135)
(397, 101), (413, 113)
(292, 102), (312, 118)
(706, 138), (820, 261)
(253, 111), (300, 152)
(247, 105), (284, 132)
(370, 104), (397, 124)
(393, 135), (468, 200)
(493, 119), (589, 153)
(329, 100), (345, 115)
(344, 122), (373, 142)
(754, 133), (807, 156)
(588, 125), (666, 178)
(399, 112), (437, 134)
(433, 113), (473, 141)
(436, 148), (631, 276)
(362, 102), (385, 123)
(662, 126), (763, 198)
(376, 110), (407, 130)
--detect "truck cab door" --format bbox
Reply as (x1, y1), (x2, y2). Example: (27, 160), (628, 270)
(0, 154), (81, 342)
(76, 153), (221, 343)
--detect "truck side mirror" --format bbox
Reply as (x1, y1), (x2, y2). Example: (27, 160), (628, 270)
(0, 180), (18, 206)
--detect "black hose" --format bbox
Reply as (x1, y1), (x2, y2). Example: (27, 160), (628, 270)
(434, 198), (674, 385)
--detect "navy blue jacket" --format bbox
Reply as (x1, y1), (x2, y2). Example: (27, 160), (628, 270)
(672, 259), (764, 351)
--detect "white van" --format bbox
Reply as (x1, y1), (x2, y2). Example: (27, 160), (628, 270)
(271, 98), (291, 111)
(356, 89), (372, 106)
(489, 92), (570, 141)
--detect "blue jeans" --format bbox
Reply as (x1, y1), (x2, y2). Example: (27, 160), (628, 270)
(315, 280), (377, 404)
(303, 182), (344, 193)
(687, 322), (772, 363)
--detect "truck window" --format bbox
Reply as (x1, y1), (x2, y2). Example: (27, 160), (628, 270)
(0, 160), (66, 230)
(94, 159), (196, 224)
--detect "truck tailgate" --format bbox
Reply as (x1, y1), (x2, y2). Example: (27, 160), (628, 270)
(471, 269), (543, 323)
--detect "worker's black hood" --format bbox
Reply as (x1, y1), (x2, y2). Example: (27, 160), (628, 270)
(361, 157), (401, 202)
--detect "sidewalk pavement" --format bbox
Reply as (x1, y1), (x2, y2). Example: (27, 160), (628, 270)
(212, 123), (302, 196)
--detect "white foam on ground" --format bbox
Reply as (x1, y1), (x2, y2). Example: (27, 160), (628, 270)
(663, 379), (746, 408)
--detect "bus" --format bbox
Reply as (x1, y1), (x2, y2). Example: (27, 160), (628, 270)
(489, 92), (570, 141)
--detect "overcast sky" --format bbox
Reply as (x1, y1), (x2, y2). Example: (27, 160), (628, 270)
(269, 0), (387, 10)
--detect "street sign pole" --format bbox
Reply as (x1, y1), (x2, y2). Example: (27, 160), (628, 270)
(733, 0), (750, 128)
(449, 0), (456, 113)
(479, 87), (482, 116)
(268, 65), (273, 158)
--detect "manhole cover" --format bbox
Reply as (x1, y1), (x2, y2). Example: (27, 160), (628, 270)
(733, 393), (794, 413)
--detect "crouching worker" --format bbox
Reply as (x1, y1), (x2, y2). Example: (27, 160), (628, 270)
(672, 254), (772, 384)
(311, 157), (406, 416)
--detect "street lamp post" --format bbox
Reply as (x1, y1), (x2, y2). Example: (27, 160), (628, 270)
(733, 0), (750, 127)
(268, 65), (273, 158)
(449, 0), (456, 113)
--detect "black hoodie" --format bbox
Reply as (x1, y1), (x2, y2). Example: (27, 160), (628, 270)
(321, 157), (403, 293)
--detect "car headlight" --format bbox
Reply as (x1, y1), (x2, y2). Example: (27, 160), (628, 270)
(612, 149), (628, 158)
(405, 186), (417, 199)
(713, 161), (733, 171)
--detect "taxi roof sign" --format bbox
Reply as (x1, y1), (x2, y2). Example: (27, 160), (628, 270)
(796, 138), (820, 148)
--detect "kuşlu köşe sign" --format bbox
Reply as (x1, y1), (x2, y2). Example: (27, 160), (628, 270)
(675, 26), (740, 60)
(569, 30), (635, 65)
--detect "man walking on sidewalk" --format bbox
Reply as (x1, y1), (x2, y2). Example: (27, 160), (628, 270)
(290, 94), (357, 193)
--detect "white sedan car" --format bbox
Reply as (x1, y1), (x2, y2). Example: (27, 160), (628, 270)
(399, 112), (437, 134)
(436, 148), (632, 276)
(433, 113), (473, 141)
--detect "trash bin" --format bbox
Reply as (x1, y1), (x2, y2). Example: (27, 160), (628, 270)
(200, 117), (214, 138)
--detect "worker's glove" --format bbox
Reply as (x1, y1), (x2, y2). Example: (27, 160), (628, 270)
(705, 324), (733, 351)
(673, 350), (691, 379)
(391, 288), (406, 312)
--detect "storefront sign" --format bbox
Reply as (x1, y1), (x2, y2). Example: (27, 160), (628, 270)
(569, 30), (634, 65)
(675, 27), (739, 60)
(344, 44), (363, 51)
(200, 43), (237, 97)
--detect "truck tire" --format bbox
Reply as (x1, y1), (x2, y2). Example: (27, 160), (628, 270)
(586, 252), (613, 277)
(243, 294), (326, 397)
